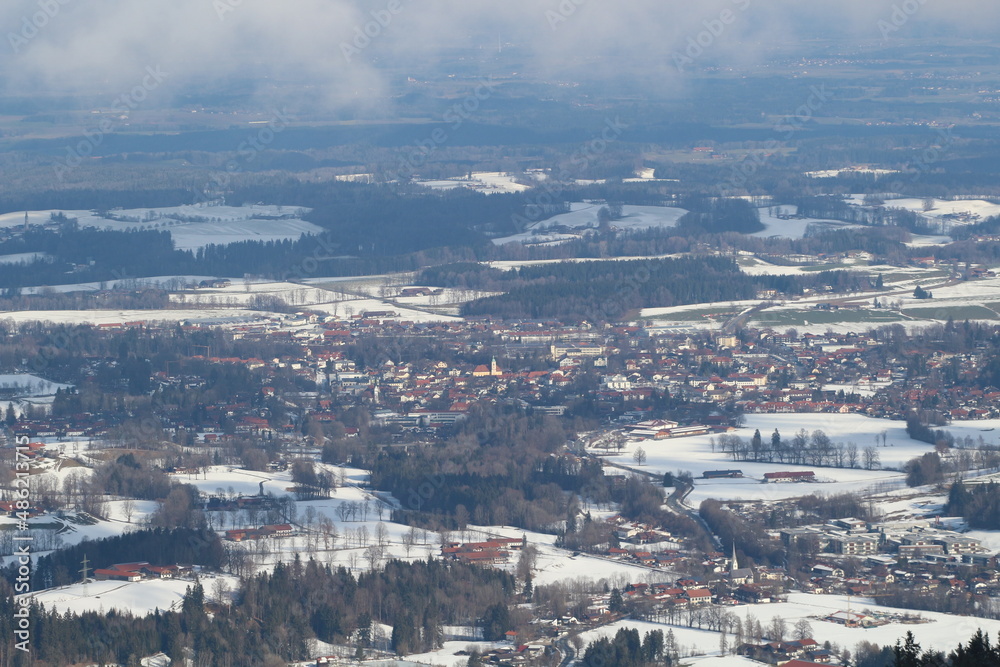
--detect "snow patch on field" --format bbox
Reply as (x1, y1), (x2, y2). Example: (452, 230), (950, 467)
(415, 172), (531, 194)
(493, 202), (688, 245)
(0, 373), (71, 396)
(308, 298), (463, 322)
(805, 167), (900, 178)
(0, 205), (322, 251)
(0, 308), (274, 326)
(20, 276), (217, 295)
(0, 252), (51, 265)
(576, 593), (1000, 659)
(594, 412), (964, 503)
(29, 573), (239, 615)
(753, 205), (861, 240)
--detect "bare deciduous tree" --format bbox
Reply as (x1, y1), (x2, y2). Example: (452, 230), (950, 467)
(121, 498), (136, 523)
(633, 446), (647, 466)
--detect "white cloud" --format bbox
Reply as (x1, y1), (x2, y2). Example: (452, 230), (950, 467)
(0, 0), (996, 111)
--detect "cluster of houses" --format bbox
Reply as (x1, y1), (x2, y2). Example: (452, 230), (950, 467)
(587, 580), (716, 617)
(608, 515), (680, 546)
(457, 639), (550, 666)
(224, 524), (294, 542)
(781, 518), (986, 560)
(93, 561), (192, 582)
(13, 295), (1000, 449)
(739, 638), (832, 664)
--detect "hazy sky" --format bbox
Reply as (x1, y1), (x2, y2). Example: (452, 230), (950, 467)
(2, 0), (998, 110)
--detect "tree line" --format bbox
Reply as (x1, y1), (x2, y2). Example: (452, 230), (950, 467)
(421, 256), (870, 321)
(717, 428), (881, 470)
(0, 556), (517, 666)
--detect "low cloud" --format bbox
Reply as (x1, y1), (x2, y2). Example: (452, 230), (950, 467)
(1, 0), (997, 111)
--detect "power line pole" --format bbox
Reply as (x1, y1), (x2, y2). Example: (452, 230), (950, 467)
(80, 555), (90, 596)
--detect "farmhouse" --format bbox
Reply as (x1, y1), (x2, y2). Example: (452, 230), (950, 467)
(825, 610), (875, 627)
(763, 471), (815, 483)
(225, 524), (295, 541)
(93, 562), (189, 582)
(197, 279), (231, 288)
(94, 563), (145, 582)
(703, 470), (743, 479)
(683, 588), (712, 605)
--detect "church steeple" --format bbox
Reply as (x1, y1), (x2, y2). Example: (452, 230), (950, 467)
(730, 543), (738, 574)
(490, 356), (500, 376)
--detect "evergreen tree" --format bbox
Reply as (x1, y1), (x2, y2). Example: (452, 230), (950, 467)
(480, 604), (510, 641)
(609, 587), (625, 614)
(391, 613), (417, 655)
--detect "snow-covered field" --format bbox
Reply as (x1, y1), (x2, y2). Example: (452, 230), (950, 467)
(169, 218), (323, 251)
(893, 272), (1000, 317)
(404, 641), (503, 667)
(0, 205), (322, 251)
(170, 281), (337, 308)
(392, 287), (499, 307)
(0, 308), (274, 326)
(641, 255), (997, 334)
(28, 572), (239, 616)
(0, 373), (72, 396)
(876, 197), (1000, 225)
(906, 234), (953, 247)
(415, 172), (531, 195)
(753, 205), (862, 240)
(596, 412), (974, 504)
(175, 465), (655, 585)
(307, 298), (462, 322)
(493, 203), (689, 245)
(163, 278), (464, 322)
(0, 252), (51, 265)
(576, 592), (1000, 660)
(805, 167), (900, 178)
(19, 275), (217, 295)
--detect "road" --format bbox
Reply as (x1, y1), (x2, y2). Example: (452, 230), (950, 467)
(665, 481), (722, 551)
(556, 635), (577, 666)
(591, 454), (721, 551)
(721, 302), (769, 333)
(725, 274), (966, 330)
